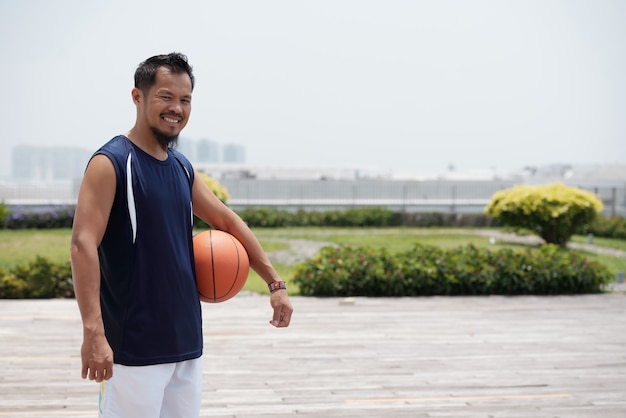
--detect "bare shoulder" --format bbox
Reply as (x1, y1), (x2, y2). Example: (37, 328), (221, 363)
(85, 154), (115, 178)
(72, 154), (117, 240)
(76, 154), (116, 208)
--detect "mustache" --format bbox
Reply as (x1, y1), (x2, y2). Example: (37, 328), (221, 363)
(161, 112), (182, 119)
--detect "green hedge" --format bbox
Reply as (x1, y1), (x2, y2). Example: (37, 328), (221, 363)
(0, 244), (615, 298)
(3, 203), (624, 240)
(0, 202), (8, 224)
(293, 243), (613, 297)
(581, 216), (626, 240)
(229, 207), (498, 228)
(2, 205), (75, 229)
(0, 257), (74, 298)
(234, 207), (398, 227)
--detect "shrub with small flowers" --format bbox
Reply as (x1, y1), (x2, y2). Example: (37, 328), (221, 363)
(2, 205), (75, 229)
(0, 257), (74, 299)
(293, 243), (612, 297)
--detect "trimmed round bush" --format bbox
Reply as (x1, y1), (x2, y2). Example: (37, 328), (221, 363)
(484, 183), (603, 246)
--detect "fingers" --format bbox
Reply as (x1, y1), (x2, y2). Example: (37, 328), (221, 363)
(85, 365), (111, 382)
(96, 367), (110, 382)
(270, 298), (293, 328)
(80, 337), (114, 382)
(83, 361), (112, 382)
(273, 309), (292, 327)
(268, 285), (293, 328)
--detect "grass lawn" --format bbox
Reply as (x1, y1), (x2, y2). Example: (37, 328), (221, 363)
(0, 229), (71, 268)
(571, 234), (626, 251)
(249, 227), (626, 290)
(1, 227), (624, 294)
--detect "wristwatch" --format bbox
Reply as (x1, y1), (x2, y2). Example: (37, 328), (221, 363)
(268, 281), (287, 292)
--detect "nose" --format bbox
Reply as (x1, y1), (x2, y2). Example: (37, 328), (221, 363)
(169, 101), (183, 115)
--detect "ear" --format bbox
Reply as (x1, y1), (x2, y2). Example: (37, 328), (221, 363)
(131, 87), (143, 106)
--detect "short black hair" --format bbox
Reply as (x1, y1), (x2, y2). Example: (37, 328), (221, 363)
(134, 52), (195, 94)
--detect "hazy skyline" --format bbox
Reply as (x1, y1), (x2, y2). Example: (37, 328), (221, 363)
(1, 0), (624, 179)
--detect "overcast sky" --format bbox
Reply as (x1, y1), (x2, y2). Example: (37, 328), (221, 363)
(1, 0), (624, 178)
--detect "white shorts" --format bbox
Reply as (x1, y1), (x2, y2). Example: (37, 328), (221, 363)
(99, 358), (202, 418)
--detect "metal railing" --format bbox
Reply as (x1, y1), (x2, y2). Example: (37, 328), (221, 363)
(220, 179), (625, 216)
(2, 178), (624, 217)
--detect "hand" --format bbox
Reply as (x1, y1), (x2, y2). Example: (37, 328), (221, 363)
(81, 331), (114, 382)
(269, 290), (293, 327)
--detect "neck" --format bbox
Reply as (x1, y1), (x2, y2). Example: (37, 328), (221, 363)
(125, 127), (169, 161)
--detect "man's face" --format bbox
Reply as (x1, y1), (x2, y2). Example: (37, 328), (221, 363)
(141, 66), (192, 148)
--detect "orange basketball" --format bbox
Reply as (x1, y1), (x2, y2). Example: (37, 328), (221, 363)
(193, 230), (249, 303)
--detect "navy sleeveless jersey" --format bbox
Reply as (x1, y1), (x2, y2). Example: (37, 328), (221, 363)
(94, 135), (202, 366)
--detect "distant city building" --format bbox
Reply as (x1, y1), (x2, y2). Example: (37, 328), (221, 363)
(11, 145), (91, 180)
(175, 137), (196, 161)
(222, 143), (246, 163)
(173, 138), (245, 164)
(196, 138), (219, 163)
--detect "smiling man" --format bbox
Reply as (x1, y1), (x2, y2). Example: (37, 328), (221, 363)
(133, 57), (192, 152)
(70, 53), (293, 417)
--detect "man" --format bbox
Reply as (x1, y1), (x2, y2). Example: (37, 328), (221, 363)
(70, 52), (293, 417)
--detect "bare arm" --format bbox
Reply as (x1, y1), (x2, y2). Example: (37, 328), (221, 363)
(192, 171), (293, 327)
(70, 155), (116, 381)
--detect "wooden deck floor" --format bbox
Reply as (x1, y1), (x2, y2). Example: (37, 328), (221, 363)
(1, 294), (625, 417)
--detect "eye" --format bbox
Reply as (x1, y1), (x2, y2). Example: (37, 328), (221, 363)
(159, 95), (171, 101)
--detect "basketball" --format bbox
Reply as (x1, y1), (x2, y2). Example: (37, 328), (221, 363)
(193, 230), (249, 303)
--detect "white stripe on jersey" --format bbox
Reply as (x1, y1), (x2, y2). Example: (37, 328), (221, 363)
(126, 153), (137, 243)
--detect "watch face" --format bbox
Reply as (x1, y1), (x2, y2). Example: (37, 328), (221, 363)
(270, 281), (286, 291)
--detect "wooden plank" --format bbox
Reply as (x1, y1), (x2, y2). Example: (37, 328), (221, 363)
(1, 295), (625, 417)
